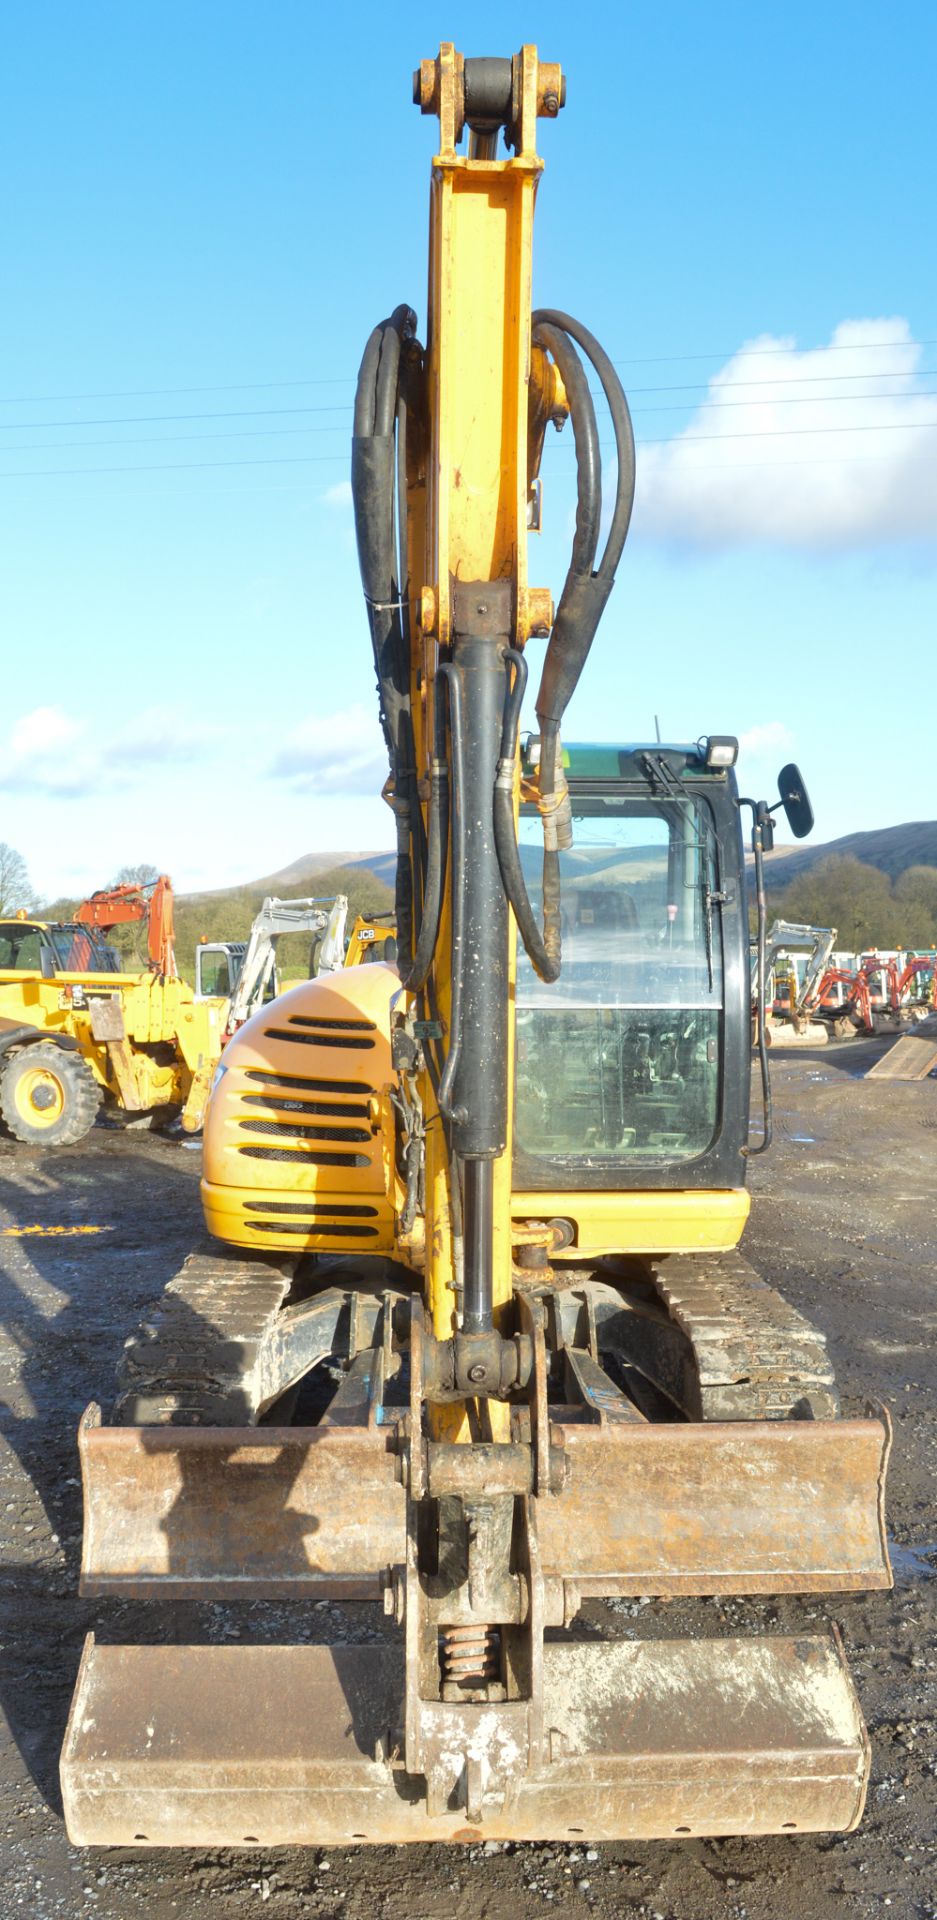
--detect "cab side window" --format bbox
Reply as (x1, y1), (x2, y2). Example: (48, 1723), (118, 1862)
(198, 952), (232, 998)
(0, 927), (43, 970)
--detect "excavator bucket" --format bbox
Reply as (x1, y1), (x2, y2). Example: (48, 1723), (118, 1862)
(63, 1631), (870, 1846)
(62, 1402), (891, 1846)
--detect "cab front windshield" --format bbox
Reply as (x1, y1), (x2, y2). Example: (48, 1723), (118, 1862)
(516, 792), (722, 1168)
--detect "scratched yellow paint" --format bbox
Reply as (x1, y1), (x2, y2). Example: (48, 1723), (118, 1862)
(0, 1223), (113, 1237)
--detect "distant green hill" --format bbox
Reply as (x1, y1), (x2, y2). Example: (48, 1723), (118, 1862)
(42, 861), (395, 985)
(759, 820), (937, 890)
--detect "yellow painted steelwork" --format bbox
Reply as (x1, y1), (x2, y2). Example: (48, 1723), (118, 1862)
(201, 965), (400, 1251)
(342, 915), (397, 967)
(0, 937), (226, 1136)
(15, 1060), (67, 1129)
(200, 41), (749, 1321)
(511, 1188), (750, 1256)
(204, 972), (749, 1260)
(411, 45), (563, 1363)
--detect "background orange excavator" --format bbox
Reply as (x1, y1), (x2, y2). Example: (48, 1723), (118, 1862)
(75, 874), (177, 978)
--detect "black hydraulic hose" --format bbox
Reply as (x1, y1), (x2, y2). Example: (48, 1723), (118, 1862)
(351, 304), (419, 963)
(489, 314), (637, 987)
(534, 306), (636, 577)
(493, 649), (560, 982)
(401, 686), (449, 992)
(353, 325), (383, 437)
(531, 320), (601, 576)
(531, 307), (636, 738)
(436, 662), (467, 1125)
(487, 314), (641, 983)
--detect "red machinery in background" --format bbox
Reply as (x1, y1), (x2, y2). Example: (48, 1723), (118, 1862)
(809, 953), (936, 1036)
(75, 876), (176, 979)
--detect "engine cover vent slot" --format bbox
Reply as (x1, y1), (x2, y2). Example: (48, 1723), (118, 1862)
(243, 1070), (376, 1095)
(246, 1222), (379, 1237)
(263, 1029), (376, 1051)
(241, 1096), (371, 1119)
(242, 1201), (379, 1217)
(238, 1120), (371, 1144)
(286, 1016), (376, 1032)
(238, 1147), (370, 1167)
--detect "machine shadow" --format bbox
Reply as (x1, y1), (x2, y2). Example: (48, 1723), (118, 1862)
(0, 1136), (204, 1815)
(764, 1037), (891, 1077)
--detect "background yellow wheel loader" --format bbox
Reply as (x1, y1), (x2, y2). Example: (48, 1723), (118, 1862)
(0, 880), (226, 1146)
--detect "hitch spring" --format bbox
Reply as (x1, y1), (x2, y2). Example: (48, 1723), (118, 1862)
(440, 1624), (501, 1689)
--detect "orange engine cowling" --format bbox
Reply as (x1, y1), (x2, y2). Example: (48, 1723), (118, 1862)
(201, 963), (400, 1255)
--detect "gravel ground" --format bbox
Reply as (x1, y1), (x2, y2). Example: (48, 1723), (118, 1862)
(1, 1042), (935, 1920)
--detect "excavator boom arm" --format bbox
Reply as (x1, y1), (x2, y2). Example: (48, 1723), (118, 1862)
(75, 876), (176, 977)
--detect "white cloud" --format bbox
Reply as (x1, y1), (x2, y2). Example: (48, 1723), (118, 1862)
(738, 721), (793, 759)
(2, 706), (100, 796)
(736, 720), (798, 809)
(0, 704), (218, 796)
(322, 480), (353, 507)
(636, 319), (937, 550)
(271, 702), (388, 793)
(10, 705), (81, 759)
(103, 707), (216, 767)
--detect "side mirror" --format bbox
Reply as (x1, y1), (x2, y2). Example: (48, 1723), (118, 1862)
(777, 762), (814, 840)
(40, 945), (56, 980)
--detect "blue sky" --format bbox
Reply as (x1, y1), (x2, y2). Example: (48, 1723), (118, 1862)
(1, 2), (935, 899)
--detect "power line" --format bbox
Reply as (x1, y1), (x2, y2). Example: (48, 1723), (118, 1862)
(610, 335), (937, 368)
(0, 336), (932, 410)
(0, 453), (349, 478)
(649, 419), (937, 446)
(0, 376), (356, 406)
(2, 417), (936, 480)
(6, 387), (937, 457)
(615, 367), (937, 396)
(2, 380), (935, 452)
(2, 424), (350, 455)
(0, 402), (350, 434)
(626, 391), (937, 418)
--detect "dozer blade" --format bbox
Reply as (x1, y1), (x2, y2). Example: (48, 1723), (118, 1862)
(767, 1021), (829, 1047)
(77, 1405), (405, 1600)
(77, 1405), (892, 1600)
(62, 1630), (871, 1845)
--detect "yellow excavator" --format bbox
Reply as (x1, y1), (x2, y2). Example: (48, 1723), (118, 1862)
(62, 46), (891, 1848)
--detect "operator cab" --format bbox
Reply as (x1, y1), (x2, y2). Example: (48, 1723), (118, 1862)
(514, 741), (749, 1191)
(195, 942), (249, 1001)
(0, 920), (122, 975)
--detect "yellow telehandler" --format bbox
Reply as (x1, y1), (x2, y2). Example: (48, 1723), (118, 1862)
(0, 878), (226, 1144)
(62, 45), (890, 1848)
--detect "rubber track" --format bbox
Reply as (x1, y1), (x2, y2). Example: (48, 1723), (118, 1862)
(113, 1242), (298, 1425)
(648, 1250), (839, 1419)
(111, 1242), (838, 1429)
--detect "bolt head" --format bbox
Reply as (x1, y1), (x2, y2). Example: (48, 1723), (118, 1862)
(467, 1362), (487, 1384)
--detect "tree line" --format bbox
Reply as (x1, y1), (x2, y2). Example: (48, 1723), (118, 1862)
(765, 854), (937, 952)
(0, 843), (393, 983)
(7, 836), (937, 974)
